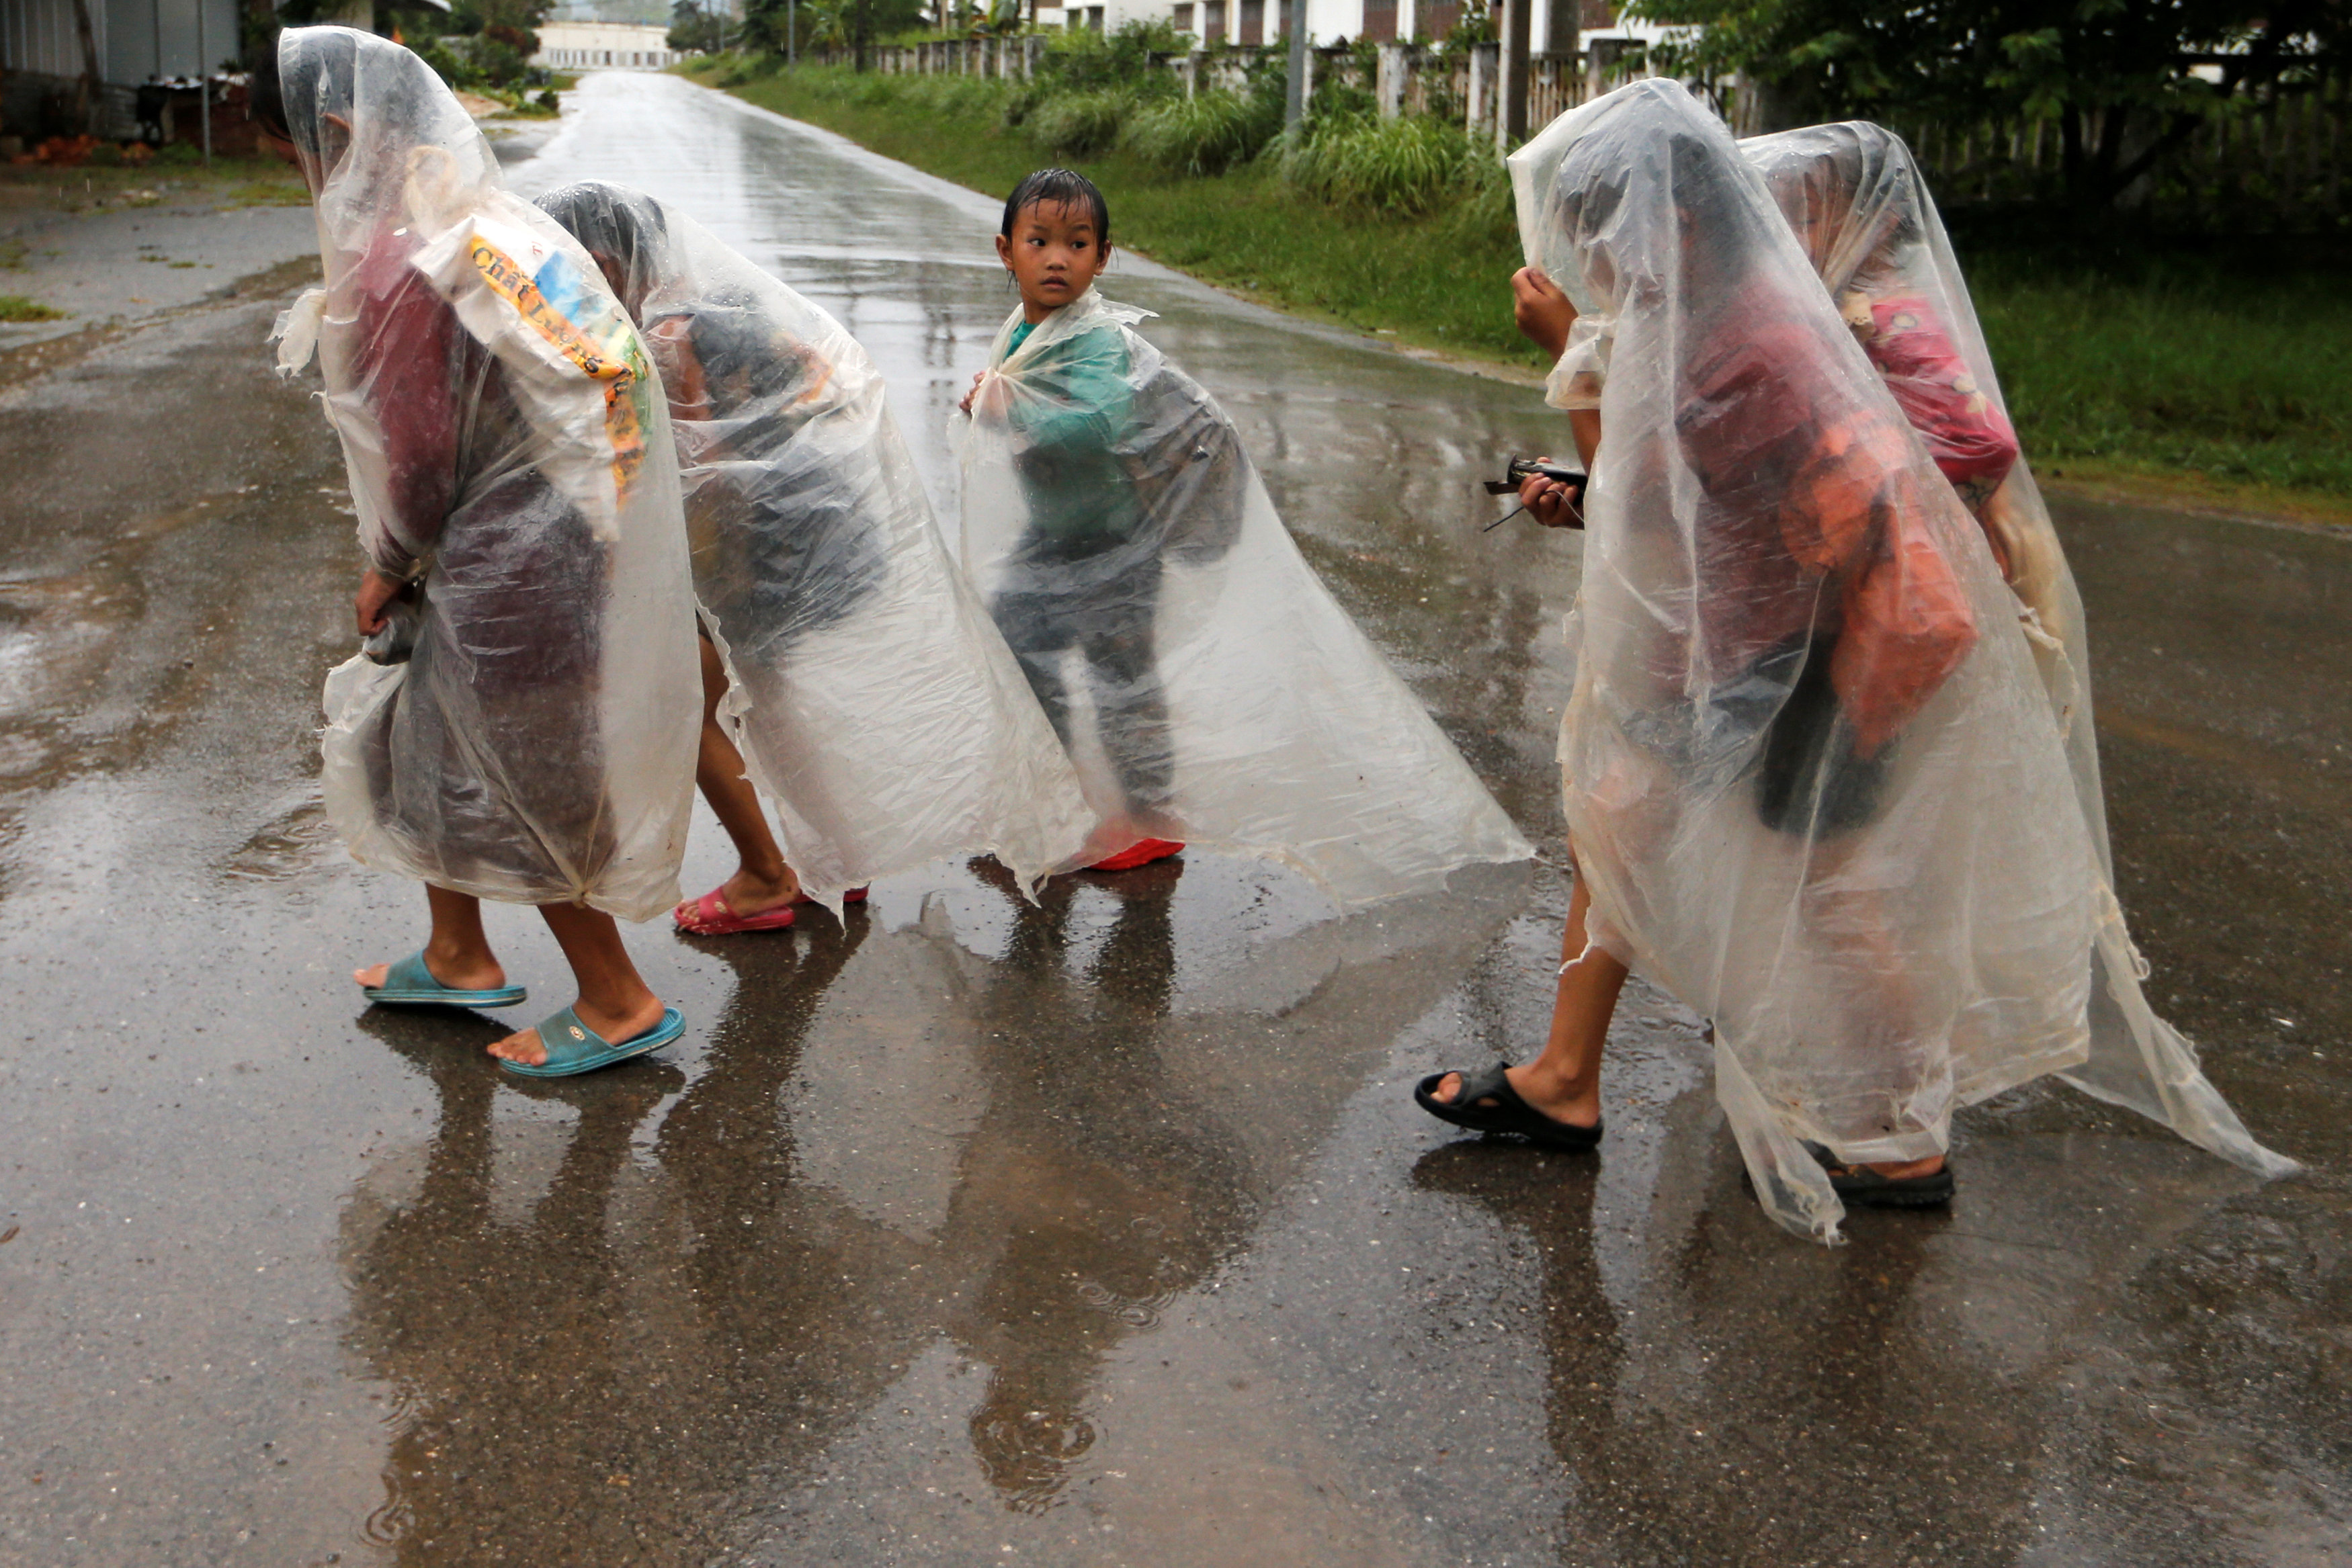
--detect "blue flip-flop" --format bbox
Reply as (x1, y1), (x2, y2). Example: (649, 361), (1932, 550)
(363, 949), (528, 1009)
(500, 1005), (687, 1079)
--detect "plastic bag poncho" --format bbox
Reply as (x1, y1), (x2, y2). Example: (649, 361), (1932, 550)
(532, 183), (1093, 900)
(958, 289), (1530, 904)
(273, 28), (698, 919)
(1740, 120), (2294, 1186)
(1511, 80), (2142, 1239)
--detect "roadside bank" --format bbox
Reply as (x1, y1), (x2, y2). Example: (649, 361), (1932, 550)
(0, 95), (568, 391)
(685, 55), (2352, 527)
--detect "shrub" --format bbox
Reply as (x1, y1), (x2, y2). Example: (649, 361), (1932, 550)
(1282, 112), (1493, 216)
(1120, 88), (1280, 175)
(1027, 88), (1132, 159)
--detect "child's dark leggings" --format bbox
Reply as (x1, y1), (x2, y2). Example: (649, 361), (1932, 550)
(993, 557), (1175, 814)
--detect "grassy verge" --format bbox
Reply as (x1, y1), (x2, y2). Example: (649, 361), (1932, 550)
(684, 56), (1538, 363)
(689, 56), (2351, 520)
(0, 152), (308, 213)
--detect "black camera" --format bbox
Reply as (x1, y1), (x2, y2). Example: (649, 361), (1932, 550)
(1483, 458), (1587, 529)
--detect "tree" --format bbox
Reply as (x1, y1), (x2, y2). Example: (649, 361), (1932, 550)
(448, 0), (554, 41)
(1631, 0), (2350, 210)
(743, 0), (923, 60)
(670, 0), (729, 52)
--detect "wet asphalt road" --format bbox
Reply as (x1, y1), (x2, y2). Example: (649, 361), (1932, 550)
(0, 71), (2345, 1567)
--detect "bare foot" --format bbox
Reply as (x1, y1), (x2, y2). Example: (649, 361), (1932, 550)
(675, 864), (804, 924)
(1431, 1065), (1601, 1129)
(487, 994), (667, 1068)
(354, 948), (507, 993)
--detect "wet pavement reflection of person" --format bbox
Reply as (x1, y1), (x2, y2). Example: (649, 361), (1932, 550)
(339, 1011), (689, 1559)
(337, 908), (932, 1561)
(941, 857), (1252, 1512)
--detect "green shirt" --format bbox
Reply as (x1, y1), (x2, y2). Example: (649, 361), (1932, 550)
(1004, 317), (1140, 548)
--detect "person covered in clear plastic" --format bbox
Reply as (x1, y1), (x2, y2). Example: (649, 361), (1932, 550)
(534, 180), (1091, 930)
(1417, 81), (2290, 1239)
(253, 28), (701, 1077)
(1742, 119), (2294, 1188)
(957, 170), (1529, 902)
(958, 171), (1193, 871)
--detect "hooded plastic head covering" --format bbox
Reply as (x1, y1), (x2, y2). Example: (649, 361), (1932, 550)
(1742, 121), (2294, 1188)
(535, 181), (1093, 899)
(272, 28), (699, 919)
(957, 288), (1530, 903)
(1509, 80), (2133, 1239)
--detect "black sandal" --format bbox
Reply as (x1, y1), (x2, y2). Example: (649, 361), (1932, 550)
(1801, 1141), (1955, 1209)
(1413, 1063), (1603, 1151)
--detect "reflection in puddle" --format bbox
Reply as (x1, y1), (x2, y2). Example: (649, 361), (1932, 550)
(331, 849), (1526, 1551)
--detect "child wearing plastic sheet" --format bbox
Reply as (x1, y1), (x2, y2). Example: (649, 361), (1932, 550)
(956, 170), (1530, 903)
(533, 181), (1090, 934)
(254, 28), (700, 1078)
(1413, 81), (2273, 1239)
(1740, 121), (2294, 1188)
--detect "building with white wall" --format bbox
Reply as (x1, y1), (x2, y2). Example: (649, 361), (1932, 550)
(533, 20), (679, 70)
(2, 0), (243, 88)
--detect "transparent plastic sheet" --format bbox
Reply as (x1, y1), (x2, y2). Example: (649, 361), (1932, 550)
(533, 183), (1093, 903)
(1511, 81), (2107, 1241)
(274, 28), (699, 920)
(956, 289), (1531, 904)
(1742, 122), (2296, 1182)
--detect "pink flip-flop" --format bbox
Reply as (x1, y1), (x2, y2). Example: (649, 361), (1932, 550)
(673, 887), (797, 936)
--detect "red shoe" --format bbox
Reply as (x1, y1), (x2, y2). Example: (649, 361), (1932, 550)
(1089, 838), (1184, 872)
(673, 887), (797, 935)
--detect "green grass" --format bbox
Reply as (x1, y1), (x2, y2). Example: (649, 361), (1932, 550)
(691, 59), (1540, 362)
(1966, 249), (2352, 503)
(0, 154), (307, 212)
(0, 295), (67, 322)
(691, 57), (2352, 513)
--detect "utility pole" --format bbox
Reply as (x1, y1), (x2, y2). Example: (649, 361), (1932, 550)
(1283, 0), (1307, 132)
(788, 0), (798, 63)
(196, 0), (212, 165)
(1497, 0), (1527, 151)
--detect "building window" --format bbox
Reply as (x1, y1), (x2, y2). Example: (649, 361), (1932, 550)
(1173, 2), (1193, 32)
(1205, 0), (1224, 40)
(1241, 0), (1263, 43)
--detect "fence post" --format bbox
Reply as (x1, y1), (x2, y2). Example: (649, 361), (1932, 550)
(1376, 42), (1405, 118)
(1285, 0), (1310, 130)
(1468, 41), (1495, 136)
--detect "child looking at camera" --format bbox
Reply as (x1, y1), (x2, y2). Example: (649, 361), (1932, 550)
(956, 169), (1529, 902)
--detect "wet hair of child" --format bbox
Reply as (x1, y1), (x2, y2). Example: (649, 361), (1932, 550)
(1001, 168), (1110, 247)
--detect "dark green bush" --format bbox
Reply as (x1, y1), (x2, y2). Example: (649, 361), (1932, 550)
(1120, 89), (1281, 175)
(1028, 87), (1134, 158)
(1282, 112), (1497, 216)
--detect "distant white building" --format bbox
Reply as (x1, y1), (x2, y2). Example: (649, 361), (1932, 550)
(534, 20), (679, 69)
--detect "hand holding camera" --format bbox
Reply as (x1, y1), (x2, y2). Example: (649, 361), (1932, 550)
(1484, 457), (1588, 531)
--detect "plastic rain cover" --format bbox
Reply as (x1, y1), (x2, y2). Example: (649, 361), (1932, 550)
(532, 183), (1093, 900)
(958, 289), (1531, 904)
(273, 28), (698, 920)
(1740, 120), (2295, 1185)
(1513, 80), (2116, 1239)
